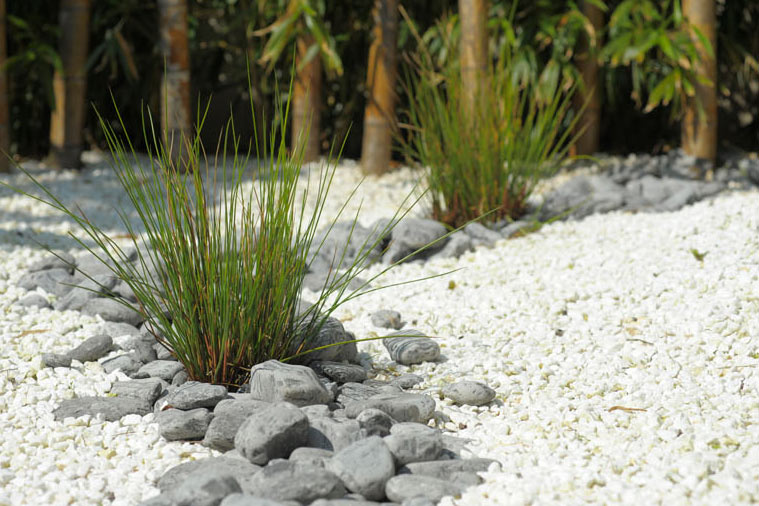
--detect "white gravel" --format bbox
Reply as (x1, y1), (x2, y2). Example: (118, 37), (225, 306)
(1, 152), (759, 505)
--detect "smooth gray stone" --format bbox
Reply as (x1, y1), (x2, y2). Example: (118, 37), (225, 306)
(75, 252), (118, 278)
(390, 374), (423, 390)
(540, 175), (624, 219)
(233, 402), (309, 465)
(389, 423), (437, 437)
(401, 498), (435, 506)
(311, 500), (388, 506)
(293, 317), (358, 365)
(441, 381), (496, 406)
(397, 458), (500, 480)
(655, 186), (698, 212)
(499, 220), (531, 239)
(82, 297), (144, 326)
(102, 321), (141, 338)
(288, 447), (333, 467)
(307, 416), (363, 451)
(382, 218), (448, 264)
(111, 378), (166, 404)
(428, 231), (472, 260)
(169, 468), (242, 506)
(28, 251), (76, 273)
(113, 280), (138, 302)
(54, 274), (119, 312)
(41, 353), (72, 368)
(155, 408), (213, 441)
(17, 268), (76, 296)
(249, 360), (332, 407)
(463, 222), (501, 246)
(53, 396), (152, 421)
(158, 456), (261, 494)
(336, 382), (388, 405)
(370, 310), (403, 330)
(203, 399), (270, 452)
(345, 393), (436, 424)
(66, 334), (113, 363)
(242, 460), (345, 503)
(382, 330), (440, 365)
(124, 338), (159, 363)
(355, 409), (395, 437)
(220, 494), (290, 506)
(172, 370), (189, 386)
(101, 354), (141, 375)
(165, 381), (228, 410)
(16, 293), (51, 309)
(309, 220), (387, 272)
(311, 361), (367, 384)
(385, 475), (465, 504)
(328, 436), (395, 501)
(134, 360), (185, 381)
(154, 342), (175, 361)
(137, 493), (176, 506)
(301, 403), (332, 419)
(384, 431), (442, 466)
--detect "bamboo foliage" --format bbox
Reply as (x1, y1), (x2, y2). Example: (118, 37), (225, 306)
(572, 0), (604, 156)
(157, 0), (192, 169)
(0, 0), (8, 172)
(361, 0), (398, 176)
(681, 0), (717, 166)
(48, 0), (91, 170)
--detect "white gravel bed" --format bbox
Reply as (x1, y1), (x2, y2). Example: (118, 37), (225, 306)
(1, 153), (759, 505)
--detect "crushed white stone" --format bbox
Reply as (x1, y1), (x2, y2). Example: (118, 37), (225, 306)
(1, 152), (759, 505)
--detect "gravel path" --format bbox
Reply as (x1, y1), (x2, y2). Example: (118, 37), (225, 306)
(1, 153), (758, 505)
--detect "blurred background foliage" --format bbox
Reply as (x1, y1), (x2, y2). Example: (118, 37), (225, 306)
(3, 0), (757, 160)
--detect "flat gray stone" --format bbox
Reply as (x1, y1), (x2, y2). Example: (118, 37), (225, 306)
(220, 495), (291, 506)
(154, 342), (174, 360)
(135, 360), (185, 381)
(307, 415), (363, 451)
(233, 402), (309, 465)
(345, 393), (436, 424)
(66, 334), (113, 363)
(310, 361), (367, 384)
(370, 310), (403, 330)
(157, 456), (261, 494)
(390, 374), (423, 390)
(41, 353), (72, 368)
(17, 268), (76, 296)
(384, 475), (465, 504)
(242, 460), (345, 503)
(429, 231), (472, 260)
(463, 222), (501, 246)
(155, 408), (213, 441)
(102, 321), (141, 338)
(165, 381), (228, 410)
(101, 354), (141, 375)
(301, 404), (332, 419)
(53, 396), (152, 421)
(29, 251), (76, 273)
(336, 382), (393, 405)
(499, 220), (531, 239)
(75, 252), (118, 278)
(111, 377), (166, 404)
(288, 447), (333, 467)
(310, 500), (387, 506)
(82, 297), (144, 326)
(137, 493), (176, 506)
(382, 218), (448, 264)
(328, 436), (395, 501)
(123, 335), (159, 363)
(397, 458), (500, 480)
(203, 398), (270, 452)
(54, 274), (119, 312)
(384, 430), (442, 466)
(293, 317), (358, 365)
(172, 370), (189, 386)
(355, 408), (395, 437)
(169, 468), (242, 506)
(249, 360), (332, 407)
(383, 330), (440, 365)
(441, 381), (496, 406)
(16, 293), (51, 309)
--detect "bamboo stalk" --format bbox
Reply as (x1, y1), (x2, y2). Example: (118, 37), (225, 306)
(572, 0), (603, 156)
(291, 35), (321, 163)
(458, 0), (489, 114)
(0, 0), (8, 172)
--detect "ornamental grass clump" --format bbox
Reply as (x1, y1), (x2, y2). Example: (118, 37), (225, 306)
(5, 86), (433, 390)
(402, 29), (580, 228)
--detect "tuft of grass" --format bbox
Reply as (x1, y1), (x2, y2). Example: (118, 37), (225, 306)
(400, 16), (581, 229)
(3, 80), (449, 390)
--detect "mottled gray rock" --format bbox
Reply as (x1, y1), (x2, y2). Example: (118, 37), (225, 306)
(309, 220), (388, 272)
(311, 361), (367, 384)
(337, 382), (398, 405)
(41, 353), (72, 368)
(154, 342), (175, 361)
(53, 396), (152, 421)
(540, 175), (625, 220)
(441, 381), (496, 406)
(157, 456), (261, 494)
(75, 252), (118, 278)
(242, 460), (345, 503)
(390, 374), (423, 390)
(307, 415), (363, 451)
(66, 334), (113, 363)
(203, 399), (271, 452)
(397, 458), (500, 481)
(135, 360), (185, 381)
(328, 436), (395, 501)
(17, 268), (76, 296)
(16, 293), (51, 309)
(301, 403), (332, 419)
(293, 317), (358, 365)
(137, 493), (176, 506)
(54, 274), (119, 312)
(81, 297), (143, 326)
(28, 251), (76, 273)
(382, 218), (448, 264)
(499, 220), (531, 239)
(382, 330), (440, 365)
(101, 354), (141, 375)
(401, 497), (436, 506)
(384, 431), (442, 466)
(113, 280), (138, 302)
(172, 370), (189, 386)
(169, 468), (242, 506)
(234, 402), (309, 465)
(155, 408), (213, 441)
(370, 310), (403, 330)
(389, 422), (437, 437)
(310, 500), (386, 506)
(345, 393), (436, 424)
(165, 381), (228, 410)
(288, 447), (333, 467)
(355, 408), (395, 437)
(249, 360), (332, 407)
(384, 475), (465, 504)
(429, 231), (472, 260)
(463, 222), (501, 246)
(220, 494), (290, 506)
(102, 321), (141, 338)
(111, 378), (166, 404)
